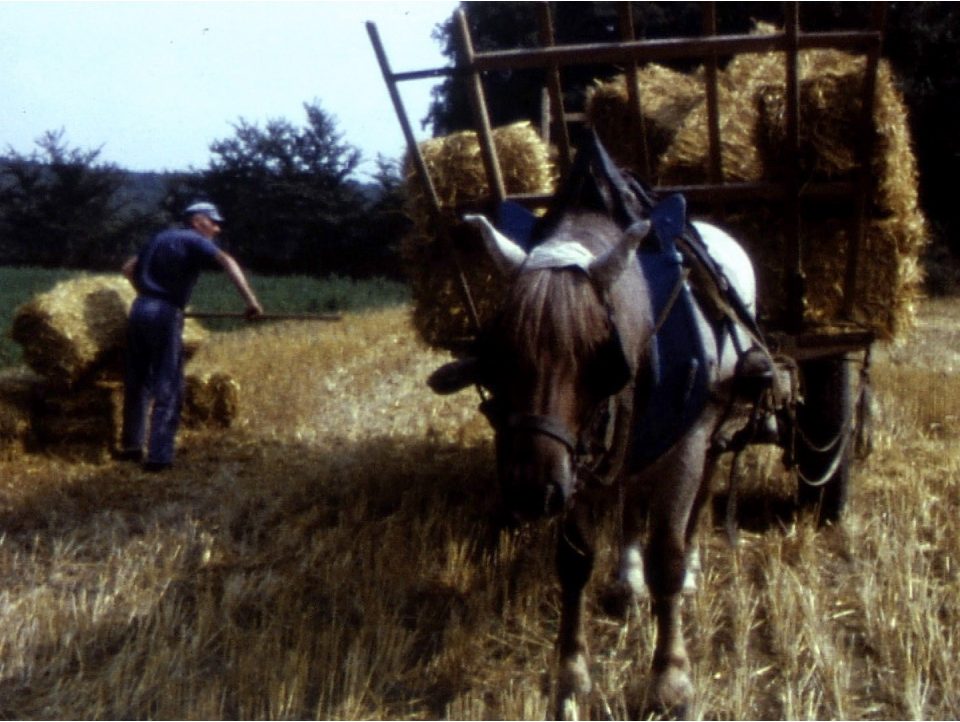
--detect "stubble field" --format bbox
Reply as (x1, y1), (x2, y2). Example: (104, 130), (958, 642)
(0, 296), (957, 719)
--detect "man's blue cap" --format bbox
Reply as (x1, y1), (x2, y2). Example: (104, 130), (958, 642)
(184, 201), (224, 223)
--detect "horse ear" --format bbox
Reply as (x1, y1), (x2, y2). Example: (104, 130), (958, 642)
(589, 219), (650, 290)
(427, 358), (481, 395)
(463, 214), (528, 275)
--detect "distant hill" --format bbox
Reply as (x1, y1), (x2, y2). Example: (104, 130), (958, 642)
(115, 171), (383, 217)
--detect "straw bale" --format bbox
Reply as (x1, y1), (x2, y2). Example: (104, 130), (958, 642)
(11, 276), (135, 386)
(0, 368), (40, 459)
(750, 54), (926, 338)
(183, 372), (240, 428)
(402, 122), (556, 349)
(10, 275), (209, 386)
(656, 23), (785, 185)
(31, 380), (123, 448)
(586, 64), (704, 178)
(647, 23), (926, 339)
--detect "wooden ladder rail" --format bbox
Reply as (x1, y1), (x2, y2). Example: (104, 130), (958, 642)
(365, 20), (483, 333)
(454, 8), (507, 208)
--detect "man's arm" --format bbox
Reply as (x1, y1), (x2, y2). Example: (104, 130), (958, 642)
(215, 250), (263, 318)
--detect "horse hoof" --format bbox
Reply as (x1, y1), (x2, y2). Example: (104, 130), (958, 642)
(556, 654), (591, 720)
(647, 667), (694, 719)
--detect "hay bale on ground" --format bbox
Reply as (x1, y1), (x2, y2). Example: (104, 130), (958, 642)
(183, 372), (240, 428)
(402, 121), (556, 349)
(0, 368), (41, 460)
(32, 381), (123, 455)
(10, 275), (209, 386)
(11, 276), (135, 386)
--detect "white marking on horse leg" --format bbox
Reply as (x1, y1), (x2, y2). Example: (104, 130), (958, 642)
(620, 542), (647, 597)
(682, 545), (701, 595)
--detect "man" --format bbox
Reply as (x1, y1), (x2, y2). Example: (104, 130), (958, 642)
(118, 201), (263, 471)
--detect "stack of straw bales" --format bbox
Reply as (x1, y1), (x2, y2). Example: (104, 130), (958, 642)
(585, 22), (926, 338)
(402, 121), (556, 349)
(11, 276), (209, 387)
(4, 275), (237, 460)
(587, 64), (705, 180)
(0, 368), (37, 460)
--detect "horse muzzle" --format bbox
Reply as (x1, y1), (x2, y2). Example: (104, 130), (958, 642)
(496, 414), (579, 522)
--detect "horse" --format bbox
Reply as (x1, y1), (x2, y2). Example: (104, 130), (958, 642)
(428, 143), (765, 718)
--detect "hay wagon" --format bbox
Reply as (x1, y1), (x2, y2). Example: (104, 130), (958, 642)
(368, 1), (919, 522)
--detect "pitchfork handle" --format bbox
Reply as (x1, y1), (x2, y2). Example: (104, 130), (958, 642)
(184, 311), (342, 322)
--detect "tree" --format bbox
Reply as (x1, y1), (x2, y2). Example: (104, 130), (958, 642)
(0, 130), (150, 268)
(352, 155), (411, 279)
(187, 100), (370, 275)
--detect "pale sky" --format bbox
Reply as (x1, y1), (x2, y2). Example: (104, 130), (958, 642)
(0, 1), (459, 180)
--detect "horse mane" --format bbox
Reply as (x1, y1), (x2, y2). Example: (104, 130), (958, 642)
(501, 213), (620, 375)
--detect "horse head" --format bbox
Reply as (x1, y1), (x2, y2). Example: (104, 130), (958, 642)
(429, 212), (652, 522)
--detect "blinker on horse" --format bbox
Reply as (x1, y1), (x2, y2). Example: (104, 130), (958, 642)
(428, 138), (768, 718)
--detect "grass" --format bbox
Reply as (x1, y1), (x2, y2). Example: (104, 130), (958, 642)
(0, 290), (958, 718)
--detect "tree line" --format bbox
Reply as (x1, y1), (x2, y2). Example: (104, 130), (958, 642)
(2, 2), (958, 287)
(0, 102), (409, 279)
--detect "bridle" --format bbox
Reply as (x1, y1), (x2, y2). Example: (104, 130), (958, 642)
(506, 413), (579, 456)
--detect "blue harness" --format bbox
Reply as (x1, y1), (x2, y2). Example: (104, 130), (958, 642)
(629, 195), (713, 470)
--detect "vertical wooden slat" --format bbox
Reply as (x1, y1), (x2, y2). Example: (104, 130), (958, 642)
(618, 2), (651, 179)
(366, 21), (442, 217)
(537, 3), (572, 174)
(703, 2), (723, 185)
(367, 20), (482, 333)
(540, 87), (552, 144)
(455, 8), (507, 206)
(841, 2), (887, 318)
(784, 2), (804, 333)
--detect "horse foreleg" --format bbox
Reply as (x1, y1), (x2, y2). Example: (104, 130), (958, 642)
(608, 467), (705, 610)
(554, 513), (595, 720)
(648, 592), (694, 714)
(642, 456), (708, 715)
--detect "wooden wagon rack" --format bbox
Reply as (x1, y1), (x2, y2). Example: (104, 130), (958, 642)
(367, 1), (887, 354)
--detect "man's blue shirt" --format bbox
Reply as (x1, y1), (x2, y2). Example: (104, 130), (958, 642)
(134, 228), (221, 309)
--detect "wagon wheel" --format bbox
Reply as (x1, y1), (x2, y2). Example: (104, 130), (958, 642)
(796, 355), (854, 523)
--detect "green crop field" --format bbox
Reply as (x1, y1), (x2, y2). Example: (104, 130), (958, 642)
(0, 266), (409, 368)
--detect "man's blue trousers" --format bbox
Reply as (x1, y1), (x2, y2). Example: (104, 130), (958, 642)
(122, 296), (185, 465)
